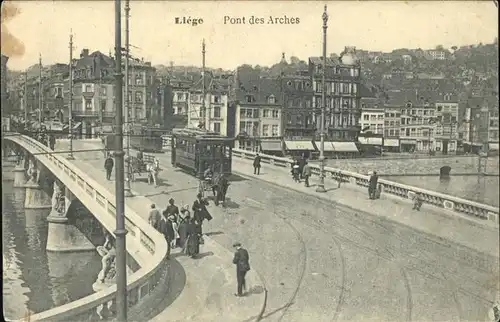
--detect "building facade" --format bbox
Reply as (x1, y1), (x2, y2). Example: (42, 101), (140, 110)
(433, 96), (459, 153)
(309, 47), (362, 142)
(170, 78), (192, 115)
(281, 74), (314, 139)
(232, 77), (283, 152)
(400, 100), (436, 152)
(125, 57), (156, 122)
(187, 75), (231, 136)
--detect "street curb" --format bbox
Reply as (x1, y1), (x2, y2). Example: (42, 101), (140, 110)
(233, 169), (500, 260)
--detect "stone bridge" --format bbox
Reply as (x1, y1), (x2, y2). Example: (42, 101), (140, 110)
(4, 133), (169, 322)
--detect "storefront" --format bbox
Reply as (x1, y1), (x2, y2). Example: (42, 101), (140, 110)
(331, 141), (359, 159)
(400, 139), (417, 153)
(260, 139), (284, 157)
(311, 141), (336, 159)
(383, 138), (400, 153)
(284, 140), (316, 158)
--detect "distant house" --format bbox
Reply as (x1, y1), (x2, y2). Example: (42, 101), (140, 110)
(424, 50), (447, 60)
(401, 54), (412, 64)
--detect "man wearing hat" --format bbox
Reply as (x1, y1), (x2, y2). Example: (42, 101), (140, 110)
(232, 242), (250, 297)
(158, 213), (174, 259)
(164, 198), (180, 223)
(192, 193), (212, 235)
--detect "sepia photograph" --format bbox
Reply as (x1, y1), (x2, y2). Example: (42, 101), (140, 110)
(1, 1), (499, 321)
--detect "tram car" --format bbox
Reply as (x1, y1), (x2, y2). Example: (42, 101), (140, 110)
(129, 125), (164, 152)
(171, 128), (234, 179)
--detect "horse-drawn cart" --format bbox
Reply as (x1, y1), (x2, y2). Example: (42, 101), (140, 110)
(125, 152), (160, 186)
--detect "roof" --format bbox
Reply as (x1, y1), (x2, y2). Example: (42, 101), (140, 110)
(235, 76), (283, 104)
(384, 89), (442, 106)
(172, 127), (231, 140)
(308, 57), (340, 67)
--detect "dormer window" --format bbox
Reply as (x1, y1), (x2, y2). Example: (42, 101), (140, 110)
(245, 95), (254, 103)
(253, 85), (258, 91)
(287, 81), (292, 86)
(406, 102), (413, 108)
(268, 95), (276, 104)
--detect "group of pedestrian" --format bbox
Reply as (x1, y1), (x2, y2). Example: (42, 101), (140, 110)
(290, 154), (312, 187)
(148, 194), (213, 260)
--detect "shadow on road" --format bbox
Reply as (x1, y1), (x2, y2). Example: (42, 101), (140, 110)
(205, 231), (224, 237)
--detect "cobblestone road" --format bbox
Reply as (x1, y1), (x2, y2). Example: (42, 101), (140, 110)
(65, 141), (498, 322)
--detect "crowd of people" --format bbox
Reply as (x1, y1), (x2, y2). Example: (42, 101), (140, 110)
(148, 194), (212, 260)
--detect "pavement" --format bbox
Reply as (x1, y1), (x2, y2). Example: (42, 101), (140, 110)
(55, 141), (265, 322)
(60, 140), (499, 322)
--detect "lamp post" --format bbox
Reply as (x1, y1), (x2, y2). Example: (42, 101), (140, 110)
(123, 0), (133, 197)
(114, 0), (128, 320)
(67, 31), (75, 159)
(38, 54), (43, 126)
(316, 5), (328, 193)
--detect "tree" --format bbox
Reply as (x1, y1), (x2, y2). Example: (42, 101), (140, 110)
(435, 45), (444, 51)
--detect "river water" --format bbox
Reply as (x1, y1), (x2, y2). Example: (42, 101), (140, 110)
(325, 156), (499, 207)
(2, 167), (102, 320)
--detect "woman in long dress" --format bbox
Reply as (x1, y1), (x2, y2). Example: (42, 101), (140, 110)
(178, 206), (190, 250)
(185, 217), (200, 258)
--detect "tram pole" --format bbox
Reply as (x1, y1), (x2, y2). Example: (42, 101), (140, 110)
(124, 0), (133, 197)
(316, 5), (328, 193)
(114, 0), (128, 320)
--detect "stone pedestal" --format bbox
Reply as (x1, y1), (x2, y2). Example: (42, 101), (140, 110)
(46, 214), (96, 252)
(24, 183), (52, 209)
(13, 167), (26, 188)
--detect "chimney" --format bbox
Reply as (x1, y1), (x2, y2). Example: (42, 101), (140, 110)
(80, 49), (89, 58)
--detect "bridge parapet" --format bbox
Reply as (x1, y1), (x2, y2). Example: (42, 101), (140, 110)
(231, 148), (499, 224)
(6, 133), (169, 322)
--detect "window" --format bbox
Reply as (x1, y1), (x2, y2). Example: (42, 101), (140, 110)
(384, 121), (389, 126)
(245, 95), (253, 103)
(100, 100), (106, 112)
(177, 93), (183, 101)
(213, 95), (220, 103)
(263, 125), (270, 136)
(253, 109), (259, 118)
(246, 109), (253, 118)
(363, 115), (369, 121)
(437, 105), (442, 112)
(213, 106), (221, 118)
(135, 91), (143, 103)
(100, 86), (107, 96)
(377, 115), (383, 120)
(272, 125), (279, 136)
(57, 87), (63, 97)
(390, 121), (395, 127)
(85, 85), (92, 93)
(240, 108), (246, 119)
(135, 74), (143, 85)
(272, 110), (279, 118)
(85, 99), (92, 110)
(213, 122), (221, 134)
(239, 121), (245, 133)
(395, 130), (400, 136)
(177, 106), (183, 114)
(268, 95), (276, 104)
(370, 115), (376, 120)
(262, 109), (269, 117)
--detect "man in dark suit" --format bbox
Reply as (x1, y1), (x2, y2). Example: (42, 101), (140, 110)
(232, 242), (250, 297)
(104, 154), (114, 180)
(158, 214), (172, 259)
(253, 154), (261, 175)
(368, 171), (379, 200)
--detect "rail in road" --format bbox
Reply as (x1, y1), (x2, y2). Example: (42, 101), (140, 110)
(75, 139), (499, 322)
(5, 134), (169, 322)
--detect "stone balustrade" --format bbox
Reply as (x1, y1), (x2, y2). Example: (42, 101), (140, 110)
(6, 134), (169, 322)
(231, 148), (500, 224)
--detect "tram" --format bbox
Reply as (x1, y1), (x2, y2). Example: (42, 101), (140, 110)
(170, 128), (234, 179)
(129, 125), (164, 152)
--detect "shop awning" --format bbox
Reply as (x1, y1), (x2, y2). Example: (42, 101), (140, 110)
(331, 141), (359, 152)
(489, 143), (499, 151)
(284, 140), (315, 151)
(400, 139), (417, 145)
(384, 139), (400, 147)
(260, 140), (282, 151)
(73, 122), (82, 130)
(319, 142), (336, 152)
(358, 137), (383, 145)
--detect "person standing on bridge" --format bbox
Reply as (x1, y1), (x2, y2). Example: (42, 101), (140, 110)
(232, 242), (250, 297)
(253, 154), (261, 175)
(104, 154), (114, 181)
(302, 161), (312, 187)
(148, 204), (161, 231)
(368, 171), (379, 200)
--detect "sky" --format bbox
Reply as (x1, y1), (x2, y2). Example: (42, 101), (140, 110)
(1, 1), (498, 71)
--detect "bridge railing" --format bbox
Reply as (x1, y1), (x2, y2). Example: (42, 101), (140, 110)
(231, 148), (499, 224)
(6, 134), (169, 322)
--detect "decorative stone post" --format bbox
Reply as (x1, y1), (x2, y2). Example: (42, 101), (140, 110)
(46, 183), (95, 252)
(24, 159), (52, 209)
